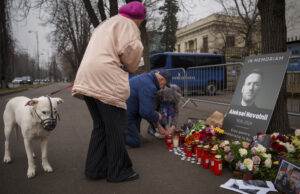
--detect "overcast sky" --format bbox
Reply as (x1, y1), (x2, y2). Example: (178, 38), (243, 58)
(11, 0), (222, 67)
(11, 0), (300, 68)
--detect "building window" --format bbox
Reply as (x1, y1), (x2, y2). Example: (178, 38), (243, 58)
(226, 36), (235, 47)
(177, 44), (181, 52)
(188, 40), (195, 52)
(202, 37), (208, 52)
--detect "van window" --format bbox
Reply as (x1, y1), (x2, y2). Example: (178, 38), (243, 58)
(150, 55), (167, 69)
(172, 56), (196, 68)
(197, 56), (222, 66)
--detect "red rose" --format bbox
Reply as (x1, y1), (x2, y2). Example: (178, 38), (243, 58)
(276, 145), (286, 153)
(271, 136), (277, 142)
(271, 142), (279, 150)
(277, 135), (285, 142)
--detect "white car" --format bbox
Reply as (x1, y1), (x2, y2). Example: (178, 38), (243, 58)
(12, 77), (23, 84)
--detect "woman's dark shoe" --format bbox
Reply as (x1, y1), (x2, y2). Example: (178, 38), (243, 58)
(124, 172), (139, 181)
(107, 172), (139, 183)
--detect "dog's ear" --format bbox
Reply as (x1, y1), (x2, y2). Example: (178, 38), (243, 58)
(53, 97), (64, 104)
(25, 99), (39, 106)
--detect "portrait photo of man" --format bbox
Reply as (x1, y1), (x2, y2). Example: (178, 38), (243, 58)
(240, 68), (263, 108)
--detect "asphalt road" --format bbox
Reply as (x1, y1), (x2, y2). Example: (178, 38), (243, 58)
(0, 83), (293, 194)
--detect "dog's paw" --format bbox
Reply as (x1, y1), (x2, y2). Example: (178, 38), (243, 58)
(27, 168), (36, 178)
(3, 155), (12, 163)
(42, 164), (53, 173)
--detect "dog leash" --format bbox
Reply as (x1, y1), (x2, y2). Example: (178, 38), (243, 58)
(49, 83), (74, 96)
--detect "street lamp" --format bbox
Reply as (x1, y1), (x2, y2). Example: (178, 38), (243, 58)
(28, 30), (40, 81)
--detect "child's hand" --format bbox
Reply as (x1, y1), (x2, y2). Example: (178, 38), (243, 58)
(158, 125), (166, 135)
(158, 113), (162, 121)
(166, 125), (175, 135)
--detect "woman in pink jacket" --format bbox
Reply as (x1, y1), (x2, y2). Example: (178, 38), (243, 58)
(72, 1), (145, 182)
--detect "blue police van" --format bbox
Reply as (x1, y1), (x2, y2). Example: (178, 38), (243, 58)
(150, 52), (226, 95)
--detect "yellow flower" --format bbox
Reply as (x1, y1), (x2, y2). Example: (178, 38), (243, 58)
(273, 161), (279, 165)
(243, 158), (253, 171)
(214, 127), (225, 134)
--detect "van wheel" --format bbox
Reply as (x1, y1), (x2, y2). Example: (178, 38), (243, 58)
(205, 82), (217, 96)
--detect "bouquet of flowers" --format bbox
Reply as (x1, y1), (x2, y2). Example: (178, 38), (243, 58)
(181, 120), (225, 145)
(217, 139), (276, 180)
(269, 133), (300, 165)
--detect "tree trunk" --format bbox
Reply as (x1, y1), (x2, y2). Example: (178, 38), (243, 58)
(125, 0), (150, 73)
(257, 0), (290, 134)
(109, 0), (118, 17)
(97, 0), (107, 21)
(140, 20), (150, 72)
(82, 0), (100, 28)
(0, 0), (9, 89)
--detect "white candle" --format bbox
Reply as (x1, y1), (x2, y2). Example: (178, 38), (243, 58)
(173, 135), (179, 148)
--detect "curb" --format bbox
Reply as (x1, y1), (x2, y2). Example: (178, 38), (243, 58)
(0, 88), (29, 97)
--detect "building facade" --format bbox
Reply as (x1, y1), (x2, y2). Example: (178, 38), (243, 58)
(175, 14), (261, 61)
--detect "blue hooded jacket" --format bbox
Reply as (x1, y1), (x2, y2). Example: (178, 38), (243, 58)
(126, 71), (160, 123)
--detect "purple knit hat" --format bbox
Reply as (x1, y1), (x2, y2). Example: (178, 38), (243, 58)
(118, 1), (146, 20)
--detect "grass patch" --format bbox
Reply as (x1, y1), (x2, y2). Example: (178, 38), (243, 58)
(0, 84), (48, 94)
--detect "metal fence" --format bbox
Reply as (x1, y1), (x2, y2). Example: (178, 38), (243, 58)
(167, 56), (300, 116)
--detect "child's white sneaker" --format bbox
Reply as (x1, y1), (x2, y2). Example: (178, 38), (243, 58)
(154, 132), (165, 139)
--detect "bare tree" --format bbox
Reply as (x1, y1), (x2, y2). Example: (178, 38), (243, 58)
(257, 0), (290, 134)
(82, 0), (154, 72)
(43, 0), (92, 77)
(215, 0), (260, 56)
(0, 0), (11, 88)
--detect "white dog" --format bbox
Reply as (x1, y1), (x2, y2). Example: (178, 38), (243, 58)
(3, 96), (63, 178)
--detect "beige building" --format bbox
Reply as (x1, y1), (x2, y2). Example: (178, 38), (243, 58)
(175, 14), (261, 61)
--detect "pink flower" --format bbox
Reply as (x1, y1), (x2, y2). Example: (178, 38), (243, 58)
(219, 142), (225, 148)
(205, 127), (212, 133)
(251, 147), (258, 153)
(225, 152), (234, 162)
(252, 155), (261, 165)
(235, 161), (241, 170)
(232, 141), (240, 145)
(199, 134), (206, 142)
(224, 146), (231, 152)
(242, 142), (250, 148)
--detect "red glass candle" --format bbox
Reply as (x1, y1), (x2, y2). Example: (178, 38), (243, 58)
(186, 145), (192, 157)
(175, 129), (180, 137)
(184, 143), (188, 153)
(196, 144), (203, 163)
(214, 155), (222, 176)
(166, 135), (172, 150)
(180, 132), (185, 147)
(210, 148), (217, 173)
(193, 140), (200, 154)
(202, 145), (210, 168)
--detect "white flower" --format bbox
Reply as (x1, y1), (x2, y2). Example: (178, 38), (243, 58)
(243, 158), (253, 171)
(279, 141), (286, 146)
(262, 153), (271, 159)
(224, 140), (230, 145)
(286, 143), (295, 153)
(264, 158), (272, 168)
(239, 148), (248, 157)
(256, 145), (266, 153)
(272, 133), (279, 138)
